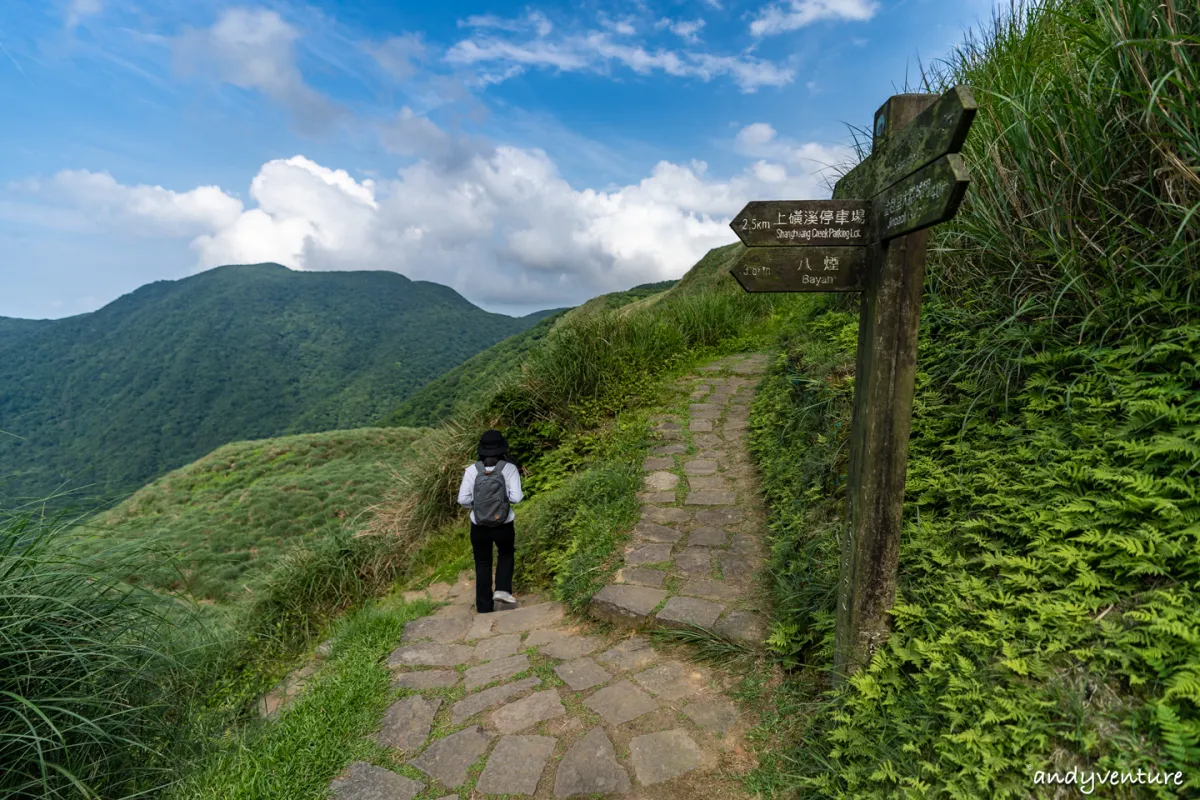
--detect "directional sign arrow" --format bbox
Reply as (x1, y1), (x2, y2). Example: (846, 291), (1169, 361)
(871, 154), (970, 242)
(729, 200), (871, 247)
(834, 84), (976, 201)
(729, 246), (868, 292)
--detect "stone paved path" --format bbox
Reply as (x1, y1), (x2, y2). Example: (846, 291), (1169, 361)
(590, 353), (771, 644)
(328, 353), (772, 800)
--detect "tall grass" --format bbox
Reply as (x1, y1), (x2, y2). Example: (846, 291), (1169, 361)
(922, 0), (1199, 393)
(0, 509), (211, 799)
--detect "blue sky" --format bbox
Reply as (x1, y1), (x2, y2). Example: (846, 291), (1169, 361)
(0, 0), (996, 318)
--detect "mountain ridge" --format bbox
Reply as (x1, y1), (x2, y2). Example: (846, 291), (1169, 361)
(0, 263), (552, 506)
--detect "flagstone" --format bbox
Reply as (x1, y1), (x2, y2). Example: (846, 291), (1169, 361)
(583, 680), (658, 725)
(629, 729), (703, 785)
(625, 543), (673, 566)
(655, 596), (724, 630)
(409, 726), (491, 788)
(493, 602), (566, 634)
(391, 669), (459, 690)
(679, 578), (740, 601)
(686, 491), (737, 506)
(632, 521), (683, 543)
(373, 695), (441, 752)
(631, 661), (706, 701)
(329, 761), (424, 800)
(402, 613), (471, 644)
(595, 637), (659, 672)
(489, 689), (566, 734)
(553, 727), (630, 797)
(683, 459), (719, 475)
(464, 654), (530, 690)
(614, 566), (666, 588)
(476, 735), (556, 795)
(641, 506), (692, 524)
(388, 643), (474, 669)
(674, 547), (712, 575)
(688, 475), (730, 492)
(451, 676), (542, 725)
(554, 658), (612, 691)
(715, 611), (768, 645)
(695, 507), (745, 526)
(590, 585), (667, 624)
(474, 634), (522, 662)
(687, 526), (729, 547)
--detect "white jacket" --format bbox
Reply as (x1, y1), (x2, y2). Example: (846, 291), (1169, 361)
(457, 461), (523, 524)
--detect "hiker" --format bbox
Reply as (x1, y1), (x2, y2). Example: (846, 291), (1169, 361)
(456, 429), (523, 614)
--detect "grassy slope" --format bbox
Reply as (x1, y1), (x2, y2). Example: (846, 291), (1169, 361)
(71, 427), (424, 602)
(385, 280), (678, 427)
(747, 0), (1200, 796)
(0, 263), (540, 507)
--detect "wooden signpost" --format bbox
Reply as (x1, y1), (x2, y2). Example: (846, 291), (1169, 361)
(729, 85), (977, 684)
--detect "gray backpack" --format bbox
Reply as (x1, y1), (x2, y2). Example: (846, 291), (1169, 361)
(473, 461), (510, 526)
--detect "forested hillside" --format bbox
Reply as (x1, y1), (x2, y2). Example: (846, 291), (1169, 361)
(0, 263), (544, 506)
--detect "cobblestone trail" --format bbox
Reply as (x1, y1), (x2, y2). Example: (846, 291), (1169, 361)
(328, 354), (771, 800)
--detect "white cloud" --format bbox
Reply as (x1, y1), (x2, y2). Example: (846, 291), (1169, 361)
(750, 0), (879, 36)
(446, 12), (792, 93)
(16, 125), (848, 308)
(656, 18), (706, 44)
(17, 170), (243, 236)
(369, 33), (427, 80)
(460, 10), (553, 38)
(173, 8), (340, 132)
(65, 0), (103, 29)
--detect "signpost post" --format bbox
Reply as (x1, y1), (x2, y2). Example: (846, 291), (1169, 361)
(729, 85), (977, 685)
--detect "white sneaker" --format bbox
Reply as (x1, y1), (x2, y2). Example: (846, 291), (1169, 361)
(493, 591), (516, 604)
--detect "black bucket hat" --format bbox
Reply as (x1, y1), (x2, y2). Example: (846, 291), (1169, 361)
(477, 429), (508, 458)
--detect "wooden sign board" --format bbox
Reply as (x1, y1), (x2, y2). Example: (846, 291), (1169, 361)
(730, 200), (870, 247)
(871, 154), (970, 242)
(835, 85), (976, 201)
(730, 246), (867, 292)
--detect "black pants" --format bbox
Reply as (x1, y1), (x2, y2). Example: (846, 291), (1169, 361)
(470, 521), (515, 613)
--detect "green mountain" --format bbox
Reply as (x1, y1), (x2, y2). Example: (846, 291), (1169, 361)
(0, 263), (544, 506)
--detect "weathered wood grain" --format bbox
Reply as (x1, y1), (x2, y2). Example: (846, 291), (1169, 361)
(728, 246), (867, 292)
(729, 200), (870, 247)
(833, 85), (976, 201)
(870, 154), (970, 242)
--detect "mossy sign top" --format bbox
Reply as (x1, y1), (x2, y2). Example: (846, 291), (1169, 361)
(729, 84), (976, 294)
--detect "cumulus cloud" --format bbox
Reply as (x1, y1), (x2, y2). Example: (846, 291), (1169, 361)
(17, 170), (243, 235)
(446, 10), (792, 93)
(173, 8), (341, 133)
(15, 118), (850, 309)
(750, 0), (879, 36)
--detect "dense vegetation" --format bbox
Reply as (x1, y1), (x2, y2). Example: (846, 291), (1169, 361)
(71, 427), (424, 602)
(0, 263), (543, 507)
(748, 0), (1200, 795)
(385, 280), (677, 427)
